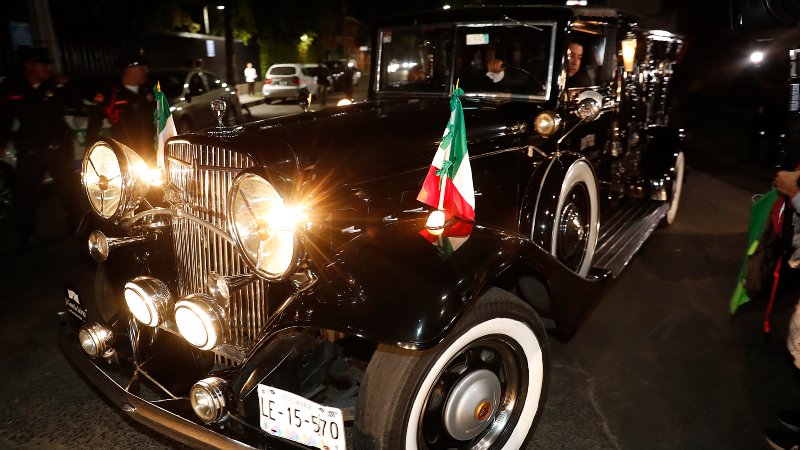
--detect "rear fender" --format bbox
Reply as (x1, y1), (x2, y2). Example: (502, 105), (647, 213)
(258, 217), (610, 350)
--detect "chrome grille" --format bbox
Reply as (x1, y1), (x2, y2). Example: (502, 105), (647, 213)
(166, 141), (268, 364)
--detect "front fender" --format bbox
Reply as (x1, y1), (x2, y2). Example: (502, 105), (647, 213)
(519, 151), (590, 248)
(259, 217), (610, 350)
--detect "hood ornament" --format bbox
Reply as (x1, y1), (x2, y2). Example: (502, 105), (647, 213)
(210, 97), (227, 128)
(207, 96), (243, 137)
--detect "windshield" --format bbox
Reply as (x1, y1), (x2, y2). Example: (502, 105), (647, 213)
(376, 25), (454, 94)
(377, 22), (556, 100)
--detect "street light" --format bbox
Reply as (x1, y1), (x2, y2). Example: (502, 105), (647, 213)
(203, 5), (225, 35)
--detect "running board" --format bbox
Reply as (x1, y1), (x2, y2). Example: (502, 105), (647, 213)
(592, 200), (670, 277)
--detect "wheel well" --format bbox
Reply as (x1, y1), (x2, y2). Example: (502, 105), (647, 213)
(492, 264), (555, 329)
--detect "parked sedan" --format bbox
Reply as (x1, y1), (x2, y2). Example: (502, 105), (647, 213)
(149, 68), (244, 133)
(262, 63), (322, 102)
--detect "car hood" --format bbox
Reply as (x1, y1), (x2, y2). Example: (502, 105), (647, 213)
(191, 97), (543, 250)
(231, 97), (542, 187)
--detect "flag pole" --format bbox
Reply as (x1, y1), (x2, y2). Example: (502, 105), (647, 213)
(437, 80), (459, 213)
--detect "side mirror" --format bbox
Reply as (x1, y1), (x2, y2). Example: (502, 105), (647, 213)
(575, 90), (603, 122)
(576, 98), (600, 122)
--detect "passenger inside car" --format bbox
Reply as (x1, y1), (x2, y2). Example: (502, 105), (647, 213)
(453, 24), (550, 96)
(566, 41), (593, 88)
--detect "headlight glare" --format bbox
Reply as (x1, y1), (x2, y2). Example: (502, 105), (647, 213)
(228, 173), (299, 279)
(174, 295), (223, 350)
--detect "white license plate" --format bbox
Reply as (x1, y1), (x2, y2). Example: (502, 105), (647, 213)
(258, 384), (346, 450)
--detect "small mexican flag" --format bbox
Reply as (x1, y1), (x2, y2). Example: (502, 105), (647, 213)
(153, 81), (176, 167)
(416, 86), (475, 221)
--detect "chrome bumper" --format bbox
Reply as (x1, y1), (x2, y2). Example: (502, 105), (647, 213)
(57, 311), (256, 450)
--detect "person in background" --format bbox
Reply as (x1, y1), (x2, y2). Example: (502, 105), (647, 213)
(342, 62), (355, 100)
(316, 60), (330, 107)
(765, 169), (800, 449)
(244, 62), (257, 96)
(566, 41), (592, 88)
(0, 46), (84, 248)
(87, 48), (156, 163)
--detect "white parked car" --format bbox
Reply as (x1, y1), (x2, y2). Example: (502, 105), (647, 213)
(262, 63), (326, 102)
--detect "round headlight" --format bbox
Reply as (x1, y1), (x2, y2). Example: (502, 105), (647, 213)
(228, 173), (299, 279)
(82, 140), (150, 221)
(190, 377), (229, 423)
(124, 276), (172, 327)
(174, 295), (223, 351)
(534, 112), (561, 137)
(82, 142), (123, 218)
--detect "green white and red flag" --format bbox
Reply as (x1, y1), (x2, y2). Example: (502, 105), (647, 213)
(153, 81), (176, 166)
(416, 86), (475, 221)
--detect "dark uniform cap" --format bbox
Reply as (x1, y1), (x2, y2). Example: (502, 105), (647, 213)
(18, 46), (53, 64)
(116, 48), (148, 70)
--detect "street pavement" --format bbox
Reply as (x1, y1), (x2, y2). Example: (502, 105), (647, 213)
(0, 96), (796, 449)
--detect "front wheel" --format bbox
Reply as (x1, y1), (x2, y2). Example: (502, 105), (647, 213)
(355, 288), (548, 450)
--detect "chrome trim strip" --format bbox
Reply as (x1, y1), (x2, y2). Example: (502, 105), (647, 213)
(126, 208), (235, 246)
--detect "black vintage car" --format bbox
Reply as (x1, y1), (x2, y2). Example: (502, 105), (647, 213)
(59, 6), (684, 450)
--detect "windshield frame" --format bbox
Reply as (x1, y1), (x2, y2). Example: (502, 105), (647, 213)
(374, 20), (558, 102)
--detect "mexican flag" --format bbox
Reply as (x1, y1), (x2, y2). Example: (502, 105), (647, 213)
(153, 81), (176, 167)
(416, 86), (475, 221)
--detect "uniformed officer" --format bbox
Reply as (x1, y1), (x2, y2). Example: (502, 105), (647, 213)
(0, 46), (83, 248)
(87, 48), (156, 163)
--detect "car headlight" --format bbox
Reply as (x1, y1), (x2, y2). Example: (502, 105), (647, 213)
(228, 173), (300, 280)
(534, 112), (561, 137)
(81, 139), (151, 221)
(174, 294), (224, 351)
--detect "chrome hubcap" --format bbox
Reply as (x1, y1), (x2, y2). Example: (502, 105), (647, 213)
(559, 202), (585, 256)
(442, 369), (502, 440)
(420, 341), (523, 449)
(556, 184), (590, 271)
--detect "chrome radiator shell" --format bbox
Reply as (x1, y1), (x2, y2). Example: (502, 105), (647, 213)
(165, 141), (269, 363)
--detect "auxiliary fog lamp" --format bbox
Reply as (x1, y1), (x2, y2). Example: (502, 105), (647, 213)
(174, 294), (225, 351)
(78, 323), (114, 358)
(124, 276), (172, 327)
(190, 377), (230, 423)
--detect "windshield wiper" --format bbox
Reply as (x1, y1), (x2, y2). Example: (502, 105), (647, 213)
(502, 16), (543, 31)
